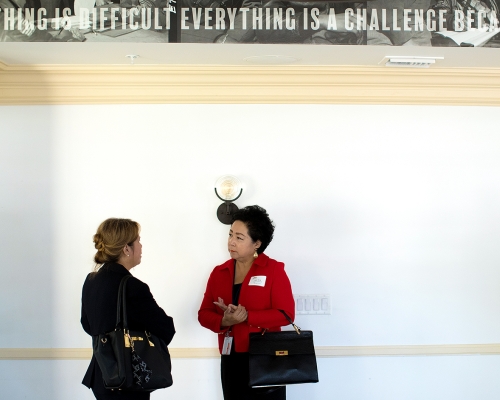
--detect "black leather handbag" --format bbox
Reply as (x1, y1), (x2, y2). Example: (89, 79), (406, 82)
(92, 275), (173, 392)
(248, 311), (319, 387)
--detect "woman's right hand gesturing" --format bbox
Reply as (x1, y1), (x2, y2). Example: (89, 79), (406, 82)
(221, 304), (247, 327)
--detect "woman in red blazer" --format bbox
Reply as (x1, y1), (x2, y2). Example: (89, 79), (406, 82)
(198, 205), (295, 400)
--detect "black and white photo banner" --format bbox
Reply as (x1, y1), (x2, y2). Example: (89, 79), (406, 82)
(1, 0), (500, 46)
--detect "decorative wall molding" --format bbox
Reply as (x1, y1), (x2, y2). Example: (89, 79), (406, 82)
(1, 62), (500, 106)
(314, 344), (500, 357)
(2, 344), (500, 360)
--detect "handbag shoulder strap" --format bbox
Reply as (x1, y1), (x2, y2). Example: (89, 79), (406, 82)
(116, 275), (132, 330)
(279, 310), (301, 334)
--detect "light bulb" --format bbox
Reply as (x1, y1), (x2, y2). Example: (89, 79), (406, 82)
(215, 176), (242, 201)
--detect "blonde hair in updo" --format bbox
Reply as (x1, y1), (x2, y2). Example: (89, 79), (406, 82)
(93, 218), (140, 270)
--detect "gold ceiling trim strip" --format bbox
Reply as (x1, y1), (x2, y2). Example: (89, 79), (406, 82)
(1, 64), (500, 106)
(1, 344), (500, 360)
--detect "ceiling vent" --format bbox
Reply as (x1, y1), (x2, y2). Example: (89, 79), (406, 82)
(382, 56), (444, 68)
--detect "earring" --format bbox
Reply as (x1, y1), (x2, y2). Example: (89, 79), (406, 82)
(127, 254), (130, 257)
(253, 250), (258, 259)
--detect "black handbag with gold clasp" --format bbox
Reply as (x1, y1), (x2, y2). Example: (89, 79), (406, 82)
(92, 275), (173, 391)
(248, 310), (319, 387)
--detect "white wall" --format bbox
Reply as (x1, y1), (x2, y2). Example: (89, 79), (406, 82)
(1, 104), (500, 399)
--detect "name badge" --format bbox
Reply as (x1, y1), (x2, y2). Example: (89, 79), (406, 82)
(222, 336), (233, 355)
(249, 276), (266, 287)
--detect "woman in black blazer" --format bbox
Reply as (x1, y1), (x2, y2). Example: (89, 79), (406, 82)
(81, 218), (175, 400)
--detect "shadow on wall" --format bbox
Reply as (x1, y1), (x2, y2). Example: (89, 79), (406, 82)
(0, 105), (56, 399)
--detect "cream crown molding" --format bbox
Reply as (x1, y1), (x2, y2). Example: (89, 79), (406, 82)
(1, 62), (500, 105)
(1, 344), (500, 360)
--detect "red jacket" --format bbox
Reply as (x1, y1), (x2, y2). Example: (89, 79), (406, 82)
(198, 253), (295, 353)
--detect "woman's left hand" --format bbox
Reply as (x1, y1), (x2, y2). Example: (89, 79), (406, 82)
(214, 297), (229, 312)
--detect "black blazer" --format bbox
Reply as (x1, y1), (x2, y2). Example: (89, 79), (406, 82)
(81, 262), (175, 388)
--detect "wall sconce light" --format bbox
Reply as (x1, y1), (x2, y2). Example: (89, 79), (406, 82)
(215, 175), (243, 225)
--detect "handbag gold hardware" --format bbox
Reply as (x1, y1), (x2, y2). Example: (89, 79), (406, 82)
(275, 350), (288, 356)
(124, 334), (144, 347)
(124, 332), (156, 347)
(146, 332), (155, 347)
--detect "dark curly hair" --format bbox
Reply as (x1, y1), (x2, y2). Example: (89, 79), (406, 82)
(231, 205), (275, 254)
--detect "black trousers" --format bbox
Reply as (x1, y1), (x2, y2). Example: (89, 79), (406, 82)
(221, 352), (286, 400)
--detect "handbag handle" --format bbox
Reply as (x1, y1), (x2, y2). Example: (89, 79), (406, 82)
(279, 310), (301, 335)
(115, 275), (132, 330)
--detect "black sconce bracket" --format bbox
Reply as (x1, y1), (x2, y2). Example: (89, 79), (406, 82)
(215, 188), (243, 225)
